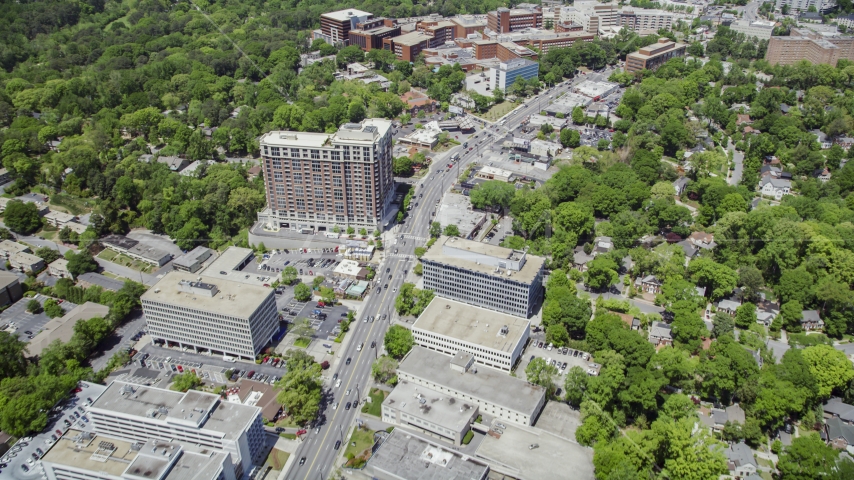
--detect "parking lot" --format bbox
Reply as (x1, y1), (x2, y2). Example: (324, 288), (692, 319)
(133, 343), (289, 385)
(243, 248), (344, 281)
(1, 381), (105, 480)
(0, 295), (77, 343)
(579, 126), (615, 148)
(517, 340), (598, 383)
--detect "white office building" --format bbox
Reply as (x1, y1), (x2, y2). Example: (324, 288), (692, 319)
(257, 119), (395, 233)
(142, 271), (278, 359)
(421, 236), (545, 318)
(81, 382), (265, 479)
(397, 347), (546, 427)
(412, 298), (530, 372)
(729, 19), (777, 40)
(775, 0), (836, 13)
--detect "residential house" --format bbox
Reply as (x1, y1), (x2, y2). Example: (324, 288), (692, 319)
(825, 417), (854, 450)
(572, 249), (595, 272)
(736, 114), (752, 125)
(801, 309), (824, 331)
(247, 166), (262, 181)
(156, 155), (190, 172)
(673, 176), (689, 195)
(635, 275), (662, 294)
(724, 442), (758, 479)
(43, 210), (77, 227)
(48, 258), (72, 279)
(814, 167), (832, 183)
(759, 177), (791, 200)
(823, 398), (854, 424)
(835, 137), (854, 149)
(812, 129), (832, 149)
(648, 321), (672, 347)
(705, 403), (746, 431)
(716, 298), (741, 316)
(756, 308), (777, 326)
(0, 271), (23, 307)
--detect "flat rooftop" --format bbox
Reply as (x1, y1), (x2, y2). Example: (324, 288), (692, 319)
(399, 347), (545, 417)
(91, 381), (259, 441)
(413, 298), (529, 353)
(436, 192), (485, 239)
(384, 381), (476, 435)
(259, 118), (391, 147)
(475, 423), (594, 480)
(422, 236), (545, 284)
(393, 31), (434, 46)
(173, 246), (213, 268)
(321, 8), (371, 22)
(142, 270), (273, 318)
(368, 429), (489, 480)
(42, 430), (140, 477)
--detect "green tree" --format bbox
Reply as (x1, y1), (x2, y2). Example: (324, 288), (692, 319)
(712, 312), (734, 338)
(0, 331), (28, 380)
(294, 282), (312, 302)
(371, 356), (398, 384)
(526, 357), (558, 396)
(443, 224), (460, 237)
(572, 106), (585, 125)
(429, 222), (442, 238)
(469, 181), (516, 210)
(281, 266), (298, 285)
(34, 246), (61, 264)
(393, 157), (413, 176)
(564, 365), (588, 407)
(734, 302), (756, 329)
(777, 434), (841, 480)
(66, 250), (97, 277)
(43, 299), (64, 318)
(560, 128), (581, 148)
(4, 200), (41, 234)
(276, 350), (322, 426)
(26, 299), (41, 313)
(170, 372), (202, 392)
(384, 325), (414, 359)
(585, 256), (619, 290)
(780, 301), (804, 332)
(688, 257), (738, 300)
(802, 344), (854, 399)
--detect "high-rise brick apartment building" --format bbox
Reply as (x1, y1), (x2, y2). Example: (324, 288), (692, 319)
(258, 119), (394, 233)
(487, 7), (543, 33)
(317, 8), (373, 45)
(766, 27), (854, 66)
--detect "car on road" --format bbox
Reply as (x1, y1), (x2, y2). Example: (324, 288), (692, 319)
(299, 457), (306, 466)
(346, 357), (351, 365)
(335, 379), (342, 388)
(345, 402), (351, 410)
(334, 440), (342, 450)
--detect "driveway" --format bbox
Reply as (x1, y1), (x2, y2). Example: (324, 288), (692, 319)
(88, 309), (148, 372)
(727, 138), (743, 186)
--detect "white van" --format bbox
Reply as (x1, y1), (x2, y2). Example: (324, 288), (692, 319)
(223, 355), (236, 363)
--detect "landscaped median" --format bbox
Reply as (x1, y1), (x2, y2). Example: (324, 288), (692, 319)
(360, 388), (388, 417)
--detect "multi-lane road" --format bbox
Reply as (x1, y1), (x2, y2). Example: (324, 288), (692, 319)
(286, 73), (606, 480)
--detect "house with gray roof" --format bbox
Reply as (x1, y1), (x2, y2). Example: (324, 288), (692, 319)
(716, 298), (741, 316)
(823, 398), (854, 424)
(156, 155), (190, 172)
(635, 275), (662, 294)
(572, 249), (595, 272)
(826, 417), (854, 450)
(648, 321), (672, 347)
(724, 442), (757, 479)
(673, 176), (689, 195)
(759, 177), (791, 200)
(801, 309), (824, 331)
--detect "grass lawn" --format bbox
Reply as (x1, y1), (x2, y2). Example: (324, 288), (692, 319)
(293, 337), (311, 348)
(278, 432), (296, 440)
(344, 427), (375, 459)
(360, 388), (388, 417)
(760, 472), (773, 480)
(101, 271), (124, 280)
(757, 458), (773, 468)
(50, 192), (96, 216)
(473, 101), (518, 122)
(266, 449), (290, 470)
(275, 416), (300, 428)
(97, 250), (155, 273)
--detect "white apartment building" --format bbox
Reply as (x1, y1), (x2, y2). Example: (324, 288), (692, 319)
(412, 298), (530, 372)
(257, 119), (394, 233)
(142, 271), (278, 359)
(421, 236), (545, 318)
(729, 19), (777, 40)
(620, 8), (673, 33)
(84, 382), (265, 479)
(775, 0), (837, 13)
(838, 13), (854, 29)
(397, 347), (546, 427)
